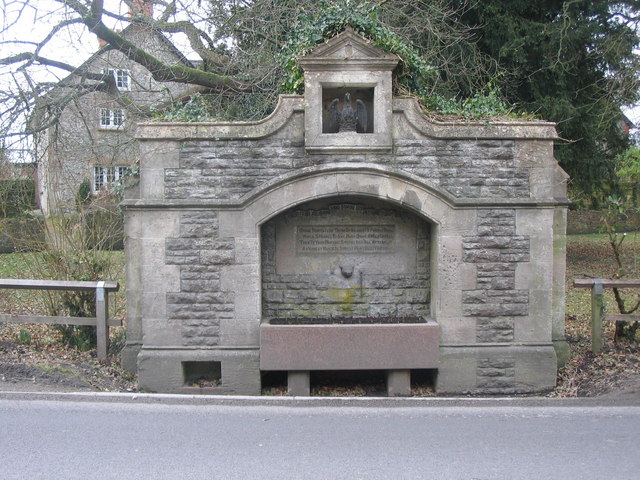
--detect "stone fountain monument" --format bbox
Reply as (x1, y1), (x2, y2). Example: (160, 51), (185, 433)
(122, 29), (569, 395)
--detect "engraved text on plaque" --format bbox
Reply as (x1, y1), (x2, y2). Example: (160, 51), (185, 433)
(296, 225), (395, 254)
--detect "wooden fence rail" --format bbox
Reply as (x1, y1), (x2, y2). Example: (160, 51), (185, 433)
(0, 279), (120, 359)
(573, 278), (640, 354)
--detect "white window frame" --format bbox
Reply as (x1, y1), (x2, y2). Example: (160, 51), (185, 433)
(99, 108), (125, 130)
(93, 165), (129, 193)
(102, 68), (131, 91)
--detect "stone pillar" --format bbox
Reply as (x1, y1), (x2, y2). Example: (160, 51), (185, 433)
(552, 207), (570, 366)
(287, 371), (311, 396)
(387, 370), (411, 396)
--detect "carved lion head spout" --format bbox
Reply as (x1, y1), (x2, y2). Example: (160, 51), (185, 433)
(329, 93), (368, 133)
(339, 264), (354, 278)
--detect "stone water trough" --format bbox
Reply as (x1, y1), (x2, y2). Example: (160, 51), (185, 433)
(260, 316), (439, 370)
(260, 316), (439, 395)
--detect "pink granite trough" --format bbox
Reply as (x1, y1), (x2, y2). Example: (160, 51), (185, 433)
(259, 317), (439, 371)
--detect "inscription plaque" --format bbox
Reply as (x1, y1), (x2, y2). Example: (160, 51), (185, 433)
(296, 225), (395, 254)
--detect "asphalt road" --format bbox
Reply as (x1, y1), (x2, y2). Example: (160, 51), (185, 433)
(1, 395), (639, 480)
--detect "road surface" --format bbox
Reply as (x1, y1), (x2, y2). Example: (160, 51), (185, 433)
(1, 394), (638, 479)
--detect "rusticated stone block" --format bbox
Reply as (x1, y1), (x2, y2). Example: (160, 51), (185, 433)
(180, 211), (218, 238)
(476, 318), (514, 342)
(464, 303), (528, 317)
(477, 377), (516, 390)
(477, 356), (516, 390)
(201, 249), (235, 266)
(478, 357), (515, 369)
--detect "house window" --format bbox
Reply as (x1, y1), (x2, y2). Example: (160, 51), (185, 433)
(99, 108), (125, 129)
(103, 68), (131, 91)
(93, 165), (129, 192)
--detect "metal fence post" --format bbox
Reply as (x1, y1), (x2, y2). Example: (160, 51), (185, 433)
(591, 279), (604, 354)
(95, 281), (108, 359)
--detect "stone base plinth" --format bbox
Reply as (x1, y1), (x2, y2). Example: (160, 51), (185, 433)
(120, 342), (142, 374)
(436, 345), (558, 394)
(137, 347), (261, 395)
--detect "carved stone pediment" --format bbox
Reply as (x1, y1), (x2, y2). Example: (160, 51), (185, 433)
(298, 28), (399, 71)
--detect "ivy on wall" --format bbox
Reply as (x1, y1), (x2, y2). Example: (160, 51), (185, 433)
(279, 0), (436, 97)
(281, 0), (515, 119)
(164, 0), (515, 121)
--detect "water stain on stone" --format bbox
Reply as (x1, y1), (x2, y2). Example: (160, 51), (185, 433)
(327, 287), (357, 316)
(402, 189), (422, 210)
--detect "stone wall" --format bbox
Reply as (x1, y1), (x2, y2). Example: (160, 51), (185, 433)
(393, 140), (528, 199)
(169, 137), (530, 202)
(165, 211), (234, 347)
(462, 209), (530, 343)
(477, 357), (516, 393)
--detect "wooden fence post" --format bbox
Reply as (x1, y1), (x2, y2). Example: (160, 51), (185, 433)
(591, 279), (604, 354)
(95, 281), (108, 359)
(0, 279), (120, 360)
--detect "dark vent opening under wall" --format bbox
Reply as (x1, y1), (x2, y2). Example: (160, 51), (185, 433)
(182, 361), (221, 387)
(260, 369), (437, 396)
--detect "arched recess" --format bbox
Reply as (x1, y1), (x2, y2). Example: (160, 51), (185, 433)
(260, 195), (433, 319)
(234, 169), (458, 323)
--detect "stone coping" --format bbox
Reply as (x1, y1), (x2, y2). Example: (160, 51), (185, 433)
(135, 96), (558, 141)
(136, 95), (305, 140)
(267, 316), (427, 325)
(394, 97), (558, 140)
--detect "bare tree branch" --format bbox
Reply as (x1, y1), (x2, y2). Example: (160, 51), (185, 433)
(1, 52), (103, 79)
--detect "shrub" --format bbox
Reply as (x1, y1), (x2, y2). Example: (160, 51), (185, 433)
(600, 196), (640, 341)
(75, 180), (92, 209)
(18, 193), (124, 350)
(0, 178), (36, 217)
(0, 216), (45, 253)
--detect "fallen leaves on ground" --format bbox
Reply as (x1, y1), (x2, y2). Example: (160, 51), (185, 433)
(0, 324), (136, 392)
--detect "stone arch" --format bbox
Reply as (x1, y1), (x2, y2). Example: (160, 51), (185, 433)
(237, 168), (456, 232)
(259, 195), (433, 320)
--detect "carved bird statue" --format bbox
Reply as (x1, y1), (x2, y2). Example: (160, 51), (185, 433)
(329, 93), (368, 133)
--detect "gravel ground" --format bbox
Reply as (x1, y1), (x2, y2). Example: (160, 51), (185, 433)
(1, 330), (638, 400)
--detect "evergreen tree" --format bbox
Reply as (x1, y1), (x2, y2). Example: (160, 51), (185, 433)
(456, 1), (640, 206)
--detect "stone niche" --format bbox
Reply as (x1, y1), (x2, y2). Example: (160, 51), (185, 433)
(259, 198), (439, 394)
(123, 28), (569, 397)
(300, 27), (397, 153)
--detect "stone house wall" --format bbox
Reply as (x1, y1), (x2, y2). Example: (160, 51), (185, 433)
(37, 26), (195, 215)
